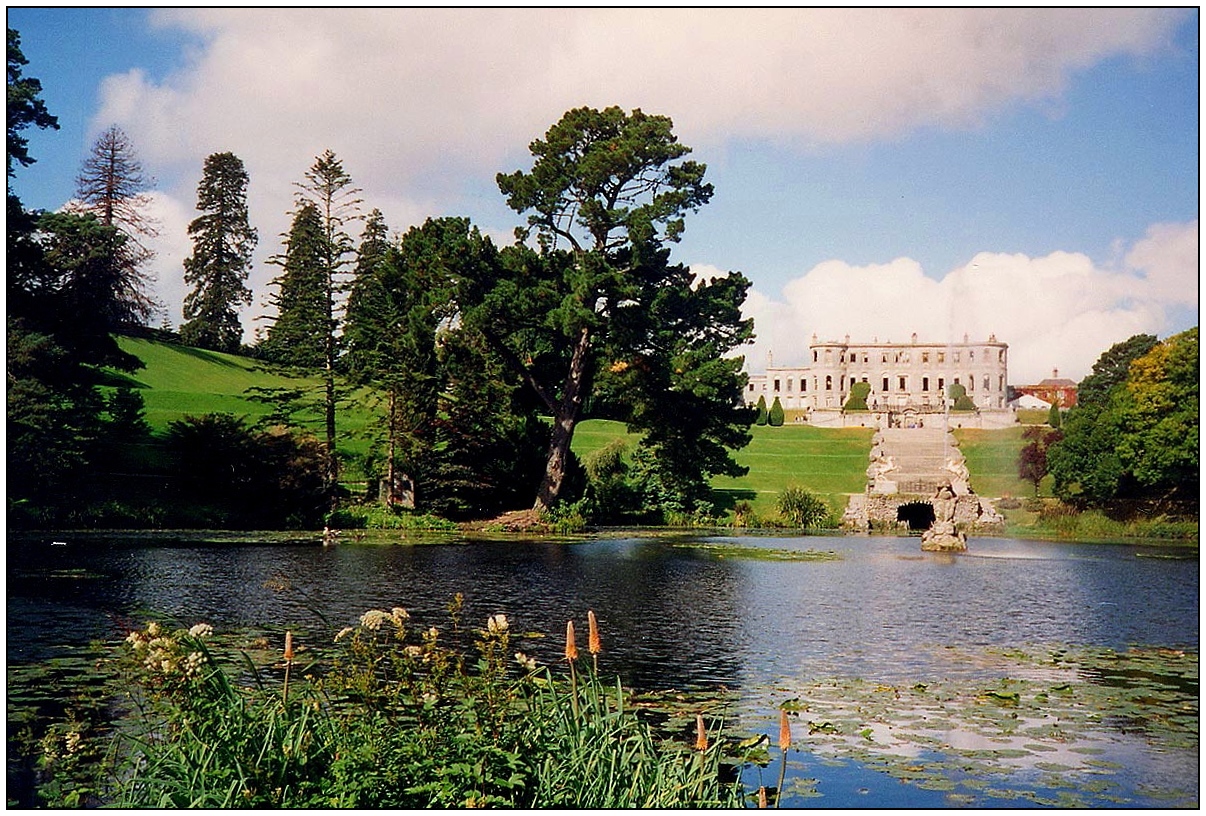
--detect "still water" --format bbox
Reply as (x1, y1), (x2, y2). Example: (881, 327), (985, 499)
(7, 532), (1199, 806)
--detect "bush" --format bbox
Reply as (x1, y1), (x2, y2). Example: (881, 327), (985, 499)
(754, 395), (768, 426)
(775, 484), (830, 528)
(165, 413), (328, 528)
(843, 381), (870, 412)
(767, 397), (785, 427)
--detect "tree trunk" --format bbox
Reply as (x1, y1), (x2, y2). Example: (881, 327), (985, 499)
(385, 388), (397, 505)
(534, 326), (591, 512)
(324, 330), (339, 509)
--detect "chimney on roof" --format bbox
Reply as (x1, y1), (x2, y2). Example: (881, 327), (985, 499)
(1053, 368), (1058, 379)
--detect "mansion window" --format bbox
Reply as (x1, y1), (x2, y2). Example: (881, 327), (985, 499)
(898, 376), (906, 391)
(825, 375), (833, 391)
(938, 352), (945, 363)
(922, 351), (930, 363)
(773, 379), (780, 392)
(922, 377), (930, 392)
(786, 378), (793, 392)
(882, 376), (889, 392)
(954, 351), (961, 363)
(983, 375), (990, 391)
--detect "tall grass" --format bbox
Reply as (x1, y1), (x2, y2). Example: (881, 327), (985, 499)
(46, 604), (752, 808)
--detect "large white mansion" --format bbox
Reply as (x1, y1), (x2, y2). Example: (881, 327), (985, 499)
(746, 333), (1014, 428)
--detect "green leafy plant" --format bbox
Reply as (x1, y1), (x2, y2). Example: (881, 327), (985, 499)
(775, 484), (831, 529)
(92, 605), (750, 808)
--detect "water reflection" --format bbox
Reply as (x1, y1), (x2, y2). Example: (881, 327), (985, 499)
(8, 533), (1198, 687)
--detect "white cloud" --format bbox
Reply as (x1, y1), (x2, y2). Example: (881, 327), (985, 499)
(85, 9), (1189, 347)
(104, 8), (1180, 171)
(741, 221), (1199, 385)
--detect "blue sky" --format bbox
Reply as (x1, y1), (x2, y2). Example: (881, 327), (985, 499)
(7, 8), (1199, 383)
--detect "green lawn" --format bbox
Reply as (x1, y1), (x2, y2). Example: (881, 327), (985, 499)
(109, 336), (1034, 514)
(110, 337), (320, 430)
(570, 419), (874, 517)
(954, 427), (1037, 498)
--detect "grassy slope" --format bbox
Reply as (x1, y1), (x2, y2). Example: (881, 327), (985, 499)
(570, 419), (874, 516)
(110, 337), (318, 429)
(954, 427), (1037, 499)
(112, 336), (1036, 514)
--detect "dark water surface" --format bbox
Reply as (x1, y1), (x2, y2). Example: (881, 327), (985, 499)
(7, 532), (1199, 806)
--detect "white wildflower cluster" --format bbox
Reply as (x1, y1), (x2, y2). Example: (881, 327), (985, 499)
(487, 614), (509, 634)
(124, 622), (211, 680)
(514, 652), (537, 671)
(360, 609), (388, 630)
(188, 623), (213, 639)
(334, 626), (355, 642)
(359, 607), (410, 631)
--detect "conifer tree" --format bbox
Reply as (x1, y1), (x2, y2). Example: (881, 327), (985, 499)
(261, 201), (327, 368)
(70, 125), (159, 324)
(755, 395), (768, 426)
(260, 151), (361, 503)
(344, 212), (442, 507)
(768, 396), (785, 426)
(181, 152), (257, 353)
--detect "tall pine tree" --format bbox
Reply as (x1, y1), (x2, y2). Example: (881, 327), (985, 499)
(181, 152), (257, 352)
(260, 151), (361, 505)
(344, 209), (441, 506)
(180, 153), (256, 349)
(261, 201), (327, 367)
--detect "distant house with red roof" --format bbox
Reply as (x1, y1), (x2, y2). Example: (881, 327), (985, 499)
(1016, 369), (1078, 408)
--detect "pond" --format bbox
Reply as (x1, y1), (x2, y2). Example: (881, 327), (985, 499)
(7, 532), (1199, 807)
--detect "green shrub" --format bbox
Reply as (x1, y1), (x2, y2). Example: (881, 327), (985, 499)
(754, 395), (768, 426)
(327, 504), (458, 531)
(948, 383), (976, 412)
(767, 397), (785, 427)
(775, 484), (830, 528)
(843, 381), (870, 412)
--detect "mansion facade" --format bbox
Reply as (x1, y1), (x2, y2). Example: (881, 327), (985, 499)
(747, 333), (1013, 428)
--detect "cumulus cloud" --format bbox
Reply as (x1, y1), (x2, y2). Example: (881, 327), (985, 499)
(102, 8), (1181, 171)
(741, 220), (1198, 385)
(86, 8), (1188, 344)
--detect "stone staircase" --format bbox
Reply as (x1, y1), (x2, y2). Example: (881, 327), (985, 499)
(874, 427), (954, 495)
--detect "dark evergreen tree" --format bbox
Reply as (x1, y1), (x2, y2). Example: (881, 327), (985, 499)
(7, 27), (59, 181)
(180, 152), (257, 353)
(8, 27), (60, 326)
(293, 149), (361, 502)
(768, 396), (785, 426)
(261, 201), (328, 367)
(754, 395), (768, 426)
(344, 212), (444, 507)
(460, 106), (744, 511)
(1047, 400), (1062, 429)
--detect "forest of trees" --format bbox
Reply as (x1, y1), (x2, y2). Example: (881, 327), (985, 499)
(7, 28), (754, 528)
(1047, 329), (1199, 514)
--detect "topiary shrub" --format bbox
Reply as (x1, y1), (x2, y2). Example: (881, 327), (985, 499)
(948, 383), (976, 411)
(754, 395), (768, 426)
(843, 381), (870, 412)
(767, 396), (785, 427)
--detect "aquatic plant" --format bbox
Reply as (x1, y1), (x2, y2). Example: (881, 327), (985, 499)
(39, 606), (750, 808)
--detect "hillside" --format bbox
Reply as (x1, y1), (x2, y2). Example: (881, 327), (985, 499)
(104, 336), (1029, 519)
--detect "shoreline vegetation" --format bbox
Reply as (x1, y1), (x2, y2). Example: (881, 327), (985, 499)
(8, 335), (1195, 545)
